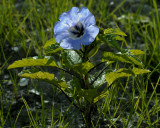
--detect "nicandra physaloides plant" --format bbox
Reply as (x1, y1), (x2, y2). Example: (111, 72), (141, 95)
(8, 7), (150, 127)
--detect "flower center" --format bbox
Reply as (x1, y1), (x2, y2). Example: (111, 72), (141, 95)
(68, 21), (85, 39)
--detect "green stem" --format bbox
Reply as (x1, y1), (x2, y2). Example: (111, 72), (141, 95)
(84, 101), (93, 128)
(56, 85), (84, 113)
(80, 45), (94, 127)
(84, 73), (93, 127)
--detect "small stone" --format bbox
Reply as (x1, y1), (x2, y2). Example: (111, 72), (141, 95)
(19, 78), (29, 87)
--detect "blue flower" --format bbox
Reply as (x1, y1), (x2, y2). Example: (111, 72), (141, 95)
(54, 7), (99, 50)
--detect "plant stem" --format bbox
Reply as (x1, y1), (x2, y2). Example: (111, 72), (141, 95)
(58, 67), (80, 79)
(83, 72), (93, 127)
(84, 101), (94, 128)
(55, 85), (84, 113)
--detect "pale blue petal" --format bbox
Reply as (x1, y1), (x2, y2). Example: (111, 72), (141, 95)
(83, 14), (96, 27)
(54, 21), (70, 34)
(54, 7), (99, 49)
(55, 31), (70, 43)
(79, 7), (91, 21)
(79, 7), (96, 27)
(59, 12), (73, 26)
(81, 25), (99, 45)
(60, 38), (81, 50)
(59, 7), (79, 26)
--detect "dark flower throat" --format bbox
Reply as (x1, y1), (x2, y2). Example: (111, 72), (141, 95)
(68, 21), (85, 38)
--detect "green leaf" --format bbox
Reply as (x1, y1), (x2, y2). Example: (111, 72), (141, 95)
(44, 39), (63, 54)
(104, 28), (127, 36)
(86, 45), (99, 58)
(106, 39), (124, 52)
(78, 89), (98, 103)
(112, 28), (127, 36)
(43, 38), (56, 49)
(103, 28), (113, 34)
(71, 61), (94, 76)
(101, 27), (128, 51)
(105, 67), (150, 85)
(61, 50), (82, 66)
(105, 69), (132, 85)
(66, 76), (82, 97)
(43, 39), (63, 54)
(131, 67), (151, 74)
(114, 36), (126, 41)
(92, 72), (107, 88)
(21, 71), (67, 91)
(102, 52), (143, 66)
(128, 49), (145, 55)
(8, 56), (59, 69)
(46, 47), (63, 54)
(94, 90), (109, 103)
(19, 68), (40, 75)
(21, 71), (54, 80)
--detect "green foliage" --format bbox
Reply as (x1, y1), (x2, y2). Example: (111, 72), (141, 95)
(61, 50), (82, 66)
(97, 27), (128, 52)
(78, 89), (98, 103)
(43, 38), (57, 49)
(94, 89), (109, 103)
(86, 44), (100, 59)
(92, 71), (108, 88)
(104, 28), (127, 36)
(8, 56), (60, 69)
(102, 51), (143, 66)
(7, 20), (150, 127)
(21, 71), (67, 91)
(71, 61), (94, 76)
(2, 0), (159, 127)
(128, 49), (145, 55)
(43, 38), (63, 54)
(105, 67), (150, 85)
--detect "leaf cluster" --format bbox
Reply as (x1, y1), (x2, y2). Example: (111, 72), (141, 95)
(8, 27), (150, 111)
